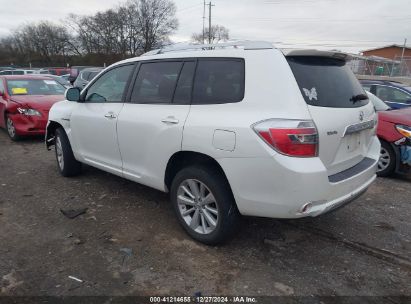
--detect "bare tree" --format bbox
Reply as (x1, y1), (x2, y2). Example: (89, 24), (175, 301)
(128, 0), (178, 53)
(68, 0), (178, 56)
(192, 25), (230, 44)
(0, 21), (76, 65)
(0, 0), (179, 66)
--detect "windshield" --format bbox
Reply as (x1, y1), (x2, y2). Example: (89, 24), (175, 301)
(7, 79), (66, 96)
(287, 56), (368, 108)
(366, 91), (390, 111)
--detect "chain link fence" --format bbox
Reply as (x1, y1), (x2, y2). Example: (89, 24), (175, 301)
(348, 54), (411, 78)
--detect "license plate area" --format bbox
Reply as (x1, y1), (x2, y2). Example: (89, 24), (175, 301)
(345, 132), (361, 153)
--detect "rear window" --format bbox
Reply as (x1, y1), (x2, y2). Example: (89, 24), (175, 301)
(287, 56), (368, 108)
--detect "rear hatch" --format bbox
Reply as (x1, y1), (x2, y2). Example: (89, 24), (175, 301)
(286, 53), (376, 176)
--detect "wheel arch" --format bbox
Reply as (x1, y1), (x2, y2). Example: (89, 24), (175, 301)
(46, 120), (64, 150)
(164, 151), (234, 197)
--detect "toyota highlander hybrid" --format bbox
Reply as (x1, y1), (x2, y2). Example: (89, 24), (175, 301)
(45, 41), (380, 244)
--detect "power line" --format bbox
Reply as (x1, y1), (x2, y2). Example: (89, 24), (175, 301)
(176, 3), (203, 13)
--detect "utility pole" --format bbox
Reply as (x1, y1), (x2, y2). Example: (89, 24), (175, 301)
(207, 1), (215, 44)
(202, 0), (206, 44)
(400, 38), (407, 76)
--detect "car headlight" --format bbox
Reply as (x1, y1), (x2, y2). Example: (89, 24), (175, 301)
(17, 107), (41, 116)
(396, 125), (411, 138)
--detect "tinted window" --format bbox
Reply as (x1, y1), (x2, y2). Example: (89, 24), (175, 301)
(12, 70), (24, 75)
(367, 92), (390, 111)
(87, 71), (100, 81)
(375, 86), (411, 103)
(85, 64), (134, 103)
(192, 59), (244, 104)
(81, 71), (90, 80)
(131, 62), (182, 104)
(287, 56), (368, 108)
(173, 62), (195, 104)
(361, 84), (371, 92)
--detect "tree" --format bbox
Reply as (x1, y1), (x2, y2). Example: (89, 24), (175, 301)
(192, 25), (230, 44)
(0, 21), (76, 66)
(0, 0), (179, 66)
(128, 0), (178, 53)
(69, 0), (178, 57)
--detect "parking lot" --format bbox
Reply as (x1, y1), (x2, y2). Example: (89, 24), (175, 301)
(0, 130), (410, 298)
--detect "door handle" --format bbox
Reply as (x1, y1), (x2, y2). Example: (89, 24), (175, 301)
(104, 112), (116, 119)
(161, 116), (179, 124)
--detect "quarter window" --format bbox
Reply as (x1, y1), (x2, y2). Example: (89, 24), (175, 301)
(85, 64), (134, 103)
(131, 62), (182, 104)
(192, 59), (245, 104)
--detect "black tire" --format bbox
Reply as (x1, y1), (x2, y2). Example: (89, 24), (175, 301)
(377, 141), (396, 177)
(55, 128), (82, 177)
(170, 165), (240, 245)
(6, 115), (21, 141)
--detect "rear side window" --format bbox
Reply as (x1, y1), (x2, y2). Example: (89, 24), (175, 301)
(287, 56), (368, 108)
(192, 59), (245, 105)
(130, 62), (182, 104)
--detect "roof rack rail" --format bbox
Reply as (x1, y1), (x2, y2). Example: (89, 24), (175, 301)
(142, 41), (274, 56)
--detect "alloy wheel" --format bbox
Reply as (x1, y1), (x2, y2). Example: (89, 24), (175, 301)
(6, 117), (16, 138)
(56, 136), (64, 170)
(378, 146), (391, 172)
(177, 179), (219, 234)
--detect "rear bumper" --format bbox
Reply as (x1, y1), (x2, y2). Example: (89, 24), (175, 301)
(218, 136), (380, 219)
(10, 113), (47, 135)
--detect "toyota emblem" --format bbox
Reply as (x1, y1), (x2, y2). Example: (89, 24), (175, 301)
(359, 111), (364, 121)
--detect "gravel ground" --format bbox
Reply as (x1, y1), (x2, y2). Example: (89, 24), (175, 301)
(0, 130), (410, 299)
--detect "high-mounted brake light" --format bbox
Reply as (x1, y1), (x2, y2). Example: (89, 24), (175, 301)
(252, 119), (318, 157)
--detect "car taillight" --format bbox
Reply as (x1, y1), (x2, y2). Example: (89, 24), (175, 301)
(252, 119), (318, 157)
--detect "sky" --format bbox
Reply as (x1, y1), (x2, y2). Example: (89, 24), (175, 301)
(0, 0), (410, 54)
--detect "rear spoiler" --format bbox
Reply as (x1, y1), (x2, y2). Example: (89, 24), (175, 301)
(281, 49), (351, 62)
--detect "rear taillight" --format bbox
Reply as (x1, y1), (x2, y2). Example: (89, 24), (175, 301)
(252, 119), (318, 157)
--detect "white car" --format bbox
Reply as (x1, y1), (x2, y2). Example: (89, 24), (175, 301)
(0, 69), (36, 75)
(46, 41), (380, 244)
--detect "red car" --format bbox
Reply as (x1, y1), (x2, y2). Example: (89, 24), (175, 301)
(0, 75), (66, 140)
(367, 91), (411, 176)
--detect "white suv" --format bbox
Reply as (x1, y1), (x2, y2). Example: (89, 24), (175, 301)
(46, 41), (380, 244)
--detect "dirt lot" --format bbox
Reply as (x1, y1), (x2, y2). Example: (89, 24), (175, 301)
(0, 130), (410, 299)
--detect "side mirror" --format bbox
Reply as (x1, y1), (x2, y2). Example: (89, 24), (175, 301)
(65, 87), (81, 102)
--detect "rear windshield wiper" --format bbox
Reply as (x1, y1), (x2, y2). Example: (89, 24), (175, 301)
(350, 93), (368, 103)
